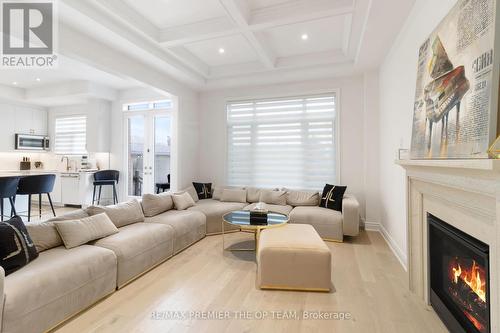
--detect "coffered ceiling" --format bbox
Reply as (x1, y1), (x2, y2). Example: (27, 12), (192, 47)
(57, 0), (415, 90)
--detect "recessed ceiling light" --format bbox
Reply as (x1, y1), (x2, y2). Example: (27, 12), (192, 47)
(218, 48), (225, 54)
(36, 78), (41, 82)
(12, 82), (18, 85)
(301, 34), (309, 40)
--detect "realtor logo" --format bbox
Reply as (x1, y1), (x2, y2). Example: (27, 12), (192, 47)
(1, 1), (57, 68)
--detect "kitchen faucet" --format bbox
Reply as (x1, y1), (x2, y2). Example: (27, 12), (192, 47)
(61, 156), (70, 171)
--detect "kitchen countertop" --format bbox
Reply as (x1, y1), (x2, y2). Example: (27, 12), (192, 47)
(0, 169), (99, 177)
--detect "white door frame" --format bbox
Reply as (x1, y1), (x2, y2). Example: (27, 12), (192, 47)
(123, 108), (172, 199)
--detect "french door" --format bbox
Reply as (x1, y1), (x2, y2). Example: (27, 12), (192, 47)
(124, 111), (171, 198)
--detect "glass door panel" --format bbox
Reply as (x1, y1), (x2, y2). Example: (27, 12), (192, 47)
(125, 112), (171, 198)
(153, 115), (171, 191)
(127, 115), (144, 197)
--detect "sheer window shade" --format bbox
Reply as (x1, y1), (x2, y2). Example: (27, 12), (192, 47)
(227, 94), (337, 189)
(54, 116), (87, 154)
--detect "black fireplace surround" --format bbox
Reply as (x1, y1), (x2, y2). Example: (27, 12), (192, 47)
(428, 213), (490, 333)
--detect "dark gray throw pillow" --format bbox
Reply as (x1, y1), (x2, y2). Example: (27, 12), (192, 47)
(320, 184), (347, 212)
(192, 182), (212, 199)
(0, 216), (38, 275)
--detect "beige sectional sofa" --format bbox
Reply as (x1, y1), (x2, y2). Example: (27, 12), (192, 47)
(0, 185), (359, 333)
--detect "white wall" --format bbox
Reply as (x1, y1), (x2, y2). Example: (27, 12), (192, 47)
(198, 77), (370, 220)
(378, 0), (458, 268)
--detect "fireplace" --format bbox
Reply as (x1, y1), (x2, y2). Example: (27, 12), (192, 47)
(428, 213), (490, 333)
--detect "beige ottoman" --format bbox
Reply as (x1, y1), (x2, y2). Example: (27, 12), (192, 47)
(257, 224), (332, 291)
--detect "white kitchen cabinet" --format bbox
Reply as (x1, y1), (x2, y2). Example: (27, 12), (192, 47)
(60, 173), (81, 205)
(0, 104), (48, 152)
(0, 104), (16, 151)
(14, 106), (48, 135)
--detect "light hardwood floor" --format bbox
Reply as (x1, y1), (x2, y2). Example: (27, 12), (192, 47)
(51, 230), (448, 333)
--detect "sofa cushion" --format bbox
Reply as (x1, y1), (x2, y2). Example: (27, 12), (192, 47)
(0, 216), (38, 275)
(141, 192), (173, 217)
(221, 188), (247, 203)
(289, 206), (343, 241)
(244, 203), (293, 216)
(54, 213), (119, 249)
(92, 223), (174, 287)
(259, 190), (287, 205)
(212, 186), (243, 200)
(285, 189), (320, 206)
(29, 209), (91, 252)
(3, 245), (116, 333)
(172, 191), (196, 210)
(87, 199), (145, 228)
(246, 187), (277, 203)
(145, 210), (206, 254)
(179, 185), (199, 202)
(188, 199), (246, 234)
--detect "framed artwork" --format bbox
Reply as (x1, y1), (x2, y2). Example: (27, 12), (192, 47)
(410, 0), (500, 159)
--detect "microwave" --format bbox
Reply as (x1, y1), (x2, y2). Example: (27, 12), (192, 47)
(15, 134), (50, 151)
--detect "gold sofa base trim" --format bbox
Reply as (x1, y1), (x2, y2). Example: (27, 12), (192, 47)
(259, 285), (330, 292)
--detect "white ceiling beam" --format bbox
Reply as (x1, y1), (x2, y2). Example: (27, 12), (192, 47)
(218, 0), (276, 69)
(95, 0), (159, 40)
(65, 0), (207, 81)
(249, 0), (354, 29)
(158, 17), (239, 47)
(167, 46), (211, 77)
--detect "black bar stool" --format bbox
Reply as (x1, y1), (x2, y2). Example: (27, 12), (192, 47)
(17, 174), (56, 222)
(0, 176), (20, 221)
(155, 174), (170, 194)
(92, 170), (119, 205)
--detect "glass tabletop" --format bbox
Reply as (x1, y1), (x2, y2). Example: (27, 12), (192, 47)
(223, 210), (288, 227)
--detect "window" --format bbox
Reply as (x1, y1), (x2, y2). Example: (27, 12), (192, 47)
(54, 116), (87, 154)
(122, 100), (172, 111)
(226, 93), (338, 190)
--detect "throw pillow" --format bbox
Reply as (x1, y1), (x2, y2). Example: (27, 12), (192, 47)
(246, 187), (277, 203)
(54, 213), (119, 249)
(26, 221), (62, 253)
(172, 191), (196, 210)
(86, 199), (145, 228)
(259, 190), (287, 205)
(192, 182), (212, 199)
(0, 216), (38, 275)
(320, 184), (347, 212)
(179, 185), (199, 202)
(285, 189), (320, 206)
(220, 189), (247, 203)
(141, 192), (173, 217)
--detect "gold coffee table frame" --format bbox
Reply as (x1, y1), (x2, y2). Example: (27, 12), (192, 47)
(222, 211), (289, 251)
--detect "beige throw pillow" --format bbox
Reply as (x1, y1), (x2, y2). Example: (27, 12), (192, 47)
(285, 190), (320, 206)
(172, 191), (196, 210)
(54, 213), (119, 249)
(141, 192), (173, 217)
(221, 189), (247, 203)
(86, 199), (145, 228)
(259, 190), (287, 205)
(179, 185), (199, 202)
(26, 221), (63, 253)
(29, 209), (91, 252)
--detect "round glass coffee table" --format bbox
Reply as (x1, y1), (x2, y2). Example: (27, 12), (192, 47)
(222, 210), (289, 251)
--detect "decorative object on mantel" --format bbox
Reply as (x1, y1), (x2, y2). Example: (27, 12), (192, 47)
(398, 148), (409, 160)
(410, 0), (500, 159)
(488, 136), (500, 159)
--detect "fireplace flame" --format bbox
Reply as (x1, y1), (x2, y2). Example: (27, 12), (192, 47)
(450, 260), (486, 303)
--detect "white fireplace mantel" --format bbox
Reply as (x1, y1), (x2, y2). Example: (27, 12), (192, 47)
(397, 159), (500, 332)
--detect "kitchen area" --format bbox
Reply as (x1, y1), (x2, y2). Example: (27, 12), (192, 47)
(0, 98), (114, 221)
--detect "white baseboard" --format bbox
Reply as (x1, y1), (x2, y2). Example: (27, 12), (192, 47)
(378, 224), (408, 271)
(363, 220), (380, 231)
